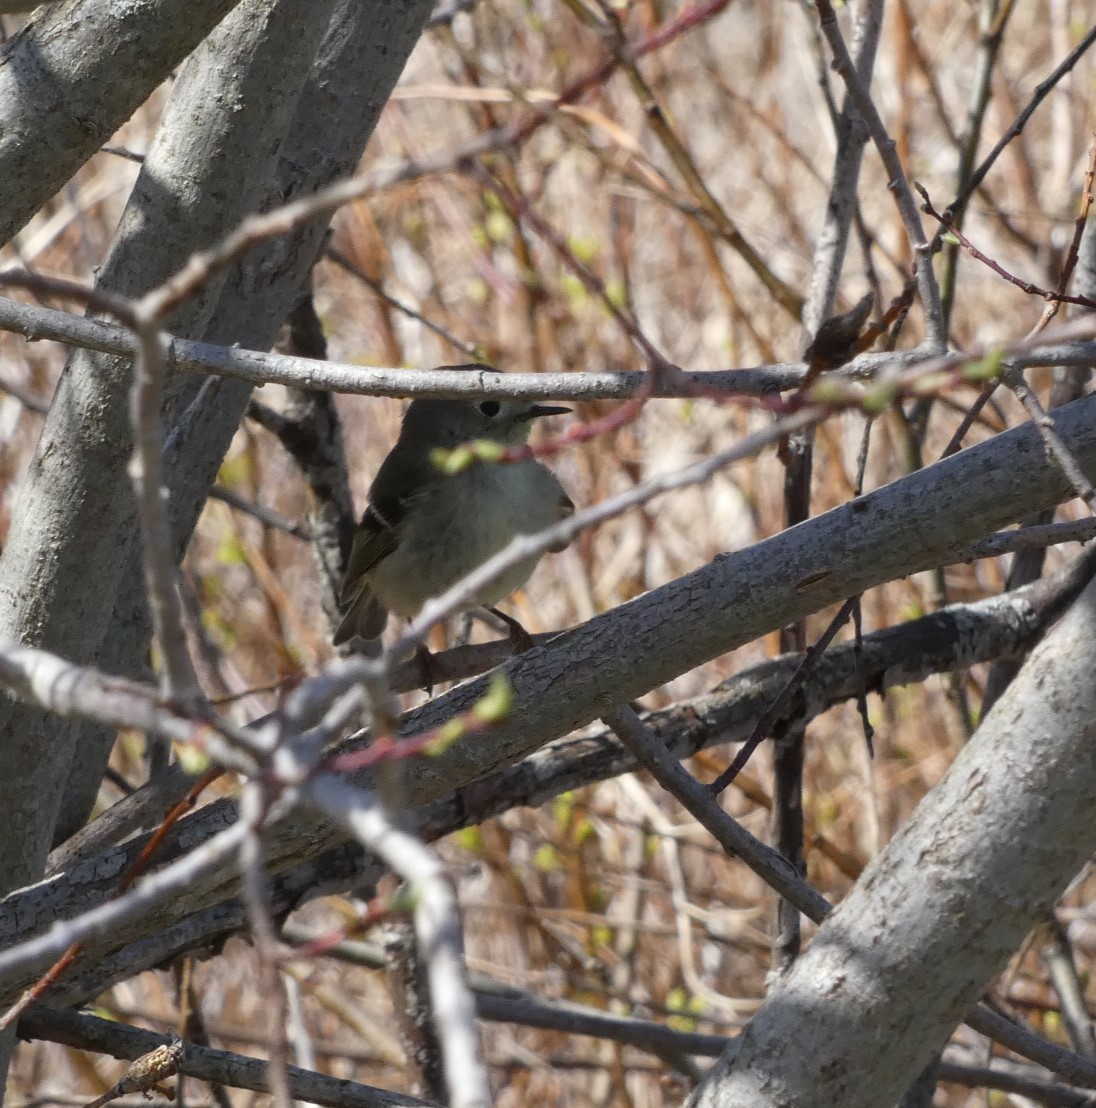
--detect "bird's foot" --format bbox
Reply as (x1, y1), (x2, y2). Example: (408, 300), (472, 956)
(487, 607), (534, 654)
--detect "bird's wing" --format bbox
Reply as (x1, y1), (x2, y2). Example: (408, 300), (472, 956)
(548, 483), (575, 553)
(338, 502), (401, 606)
(333, 499), (402, 645)
(338, 439), (431, 605)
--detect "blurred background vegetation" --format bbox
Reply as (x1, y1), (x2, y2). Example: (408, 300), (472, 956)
(3, 1), (1095, 1104)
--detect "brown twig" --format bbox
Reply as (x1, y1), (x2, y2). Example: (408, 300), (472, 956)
(936, 0), (1016, 331)
(944, 22), (1096, 228)
(1028, 136), (1096, 336)
(812, 0), (945, 347)
(578, 0), (805, 320)
(918, 184), (1096, 312)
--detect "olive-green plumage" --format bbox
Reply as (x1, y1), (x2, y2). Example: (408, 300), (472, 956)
(334, 390), (572, 646)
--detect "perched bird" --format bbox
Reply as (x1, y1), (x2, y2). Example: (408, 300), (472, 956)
(334, 379), (573, 650)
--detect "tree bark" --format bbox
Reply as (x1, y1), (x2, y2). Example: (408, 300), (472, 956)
(0, 0), (357, 1091)
(50, 0), (434, 845)
(0, 0), (245, 246)
(686, 573), (1096, 1107)
(0, 0), (343, 901)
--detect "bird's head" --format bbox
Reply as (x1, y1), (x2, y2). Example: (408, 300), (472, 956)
(399, 366), (570, 448)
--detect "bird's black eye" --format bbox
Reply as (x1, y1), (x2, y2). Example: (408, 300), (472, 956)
(479, 400), (501, 417)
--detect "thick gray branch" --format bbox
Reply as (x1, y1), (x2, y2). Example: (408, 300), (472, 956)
(44, 557), (1065, 886)
(0, 0), (340, 896)
(687, 575), (1096, 1107)
(0, 0), (244, 246)
(54, 0), (436, 851)
(20, 561), (1096, 1099)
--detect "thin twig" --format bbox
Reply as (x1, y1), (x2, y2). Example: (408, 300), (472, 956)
(1039, 918), (1096, 1059)
(579, 0), (804, 320)
(945, 22), (1096, 227)
(940, 379), (999, 458)
(801, 0), (885, 335)
(919, 185), (1096, 312)
(708, 596), (859, 796)
(1028, 136), (1096, 336)
(813, 0), (946, 347)
(208, 486), (308, 540)
(602, 706), (832, 920)
(1003, 364), (1096, 513)
(323, 246), (477, 359)
(0, 270), (203, 704)
(937, 0), (1016, 331)
(956, 518), (1096, 561)
(238, 784), (293, 1108)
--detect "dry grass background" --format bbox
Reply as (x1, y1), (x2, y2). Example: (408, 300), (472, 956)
(3, 0), (1096, 1104)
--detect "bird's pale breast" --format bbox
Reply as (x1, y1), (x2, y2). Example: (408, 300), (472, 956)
(366, 459), (565, 618)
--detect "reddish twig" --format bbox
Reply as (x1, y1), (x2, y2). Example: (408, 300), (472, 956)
(939, 138), (1096, 460)
(474, 165), (670, 370)
(918, 184), (1096, 311)
(1028, 136), (1096, 336)
(507, 0), (736, 149)
(0, 769), (221, 1031)
(321, 675), (513, 777)
(276, 891), (415, 962)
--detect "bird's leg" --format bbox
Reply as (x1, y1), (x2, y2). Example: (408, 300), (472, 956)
(413, 643), (444, 695)
(454, 611), (475, 647)
(487, 606), (534, 654)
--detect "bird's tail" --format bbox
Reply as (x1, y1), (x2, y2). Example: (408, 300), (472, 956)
(333, 585), (388, 646)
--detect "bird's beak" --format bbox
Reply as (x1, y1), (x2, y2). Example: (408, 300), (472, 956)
(523, 404), (571, 420)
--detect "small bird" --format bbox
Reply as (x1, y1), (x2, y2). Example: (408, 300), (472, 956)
(334, 376), (573, 651)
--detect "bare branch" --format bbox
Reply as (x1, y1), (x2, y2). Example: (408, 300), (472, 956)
(802, 0), (884, 335)
(687, 571), (1096, 1106)
(8, 295), (1096, 403)
(0, 642), (257, 775)
(0, 821), (248, 1003)
(603, 706), (831, 919)
(127, 320), (203, 704)
(17, 1006), (433, 1108)
(0, 0), (245, 245)
(304, 775), (490, 1108)
(813, 0), (945, 346)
